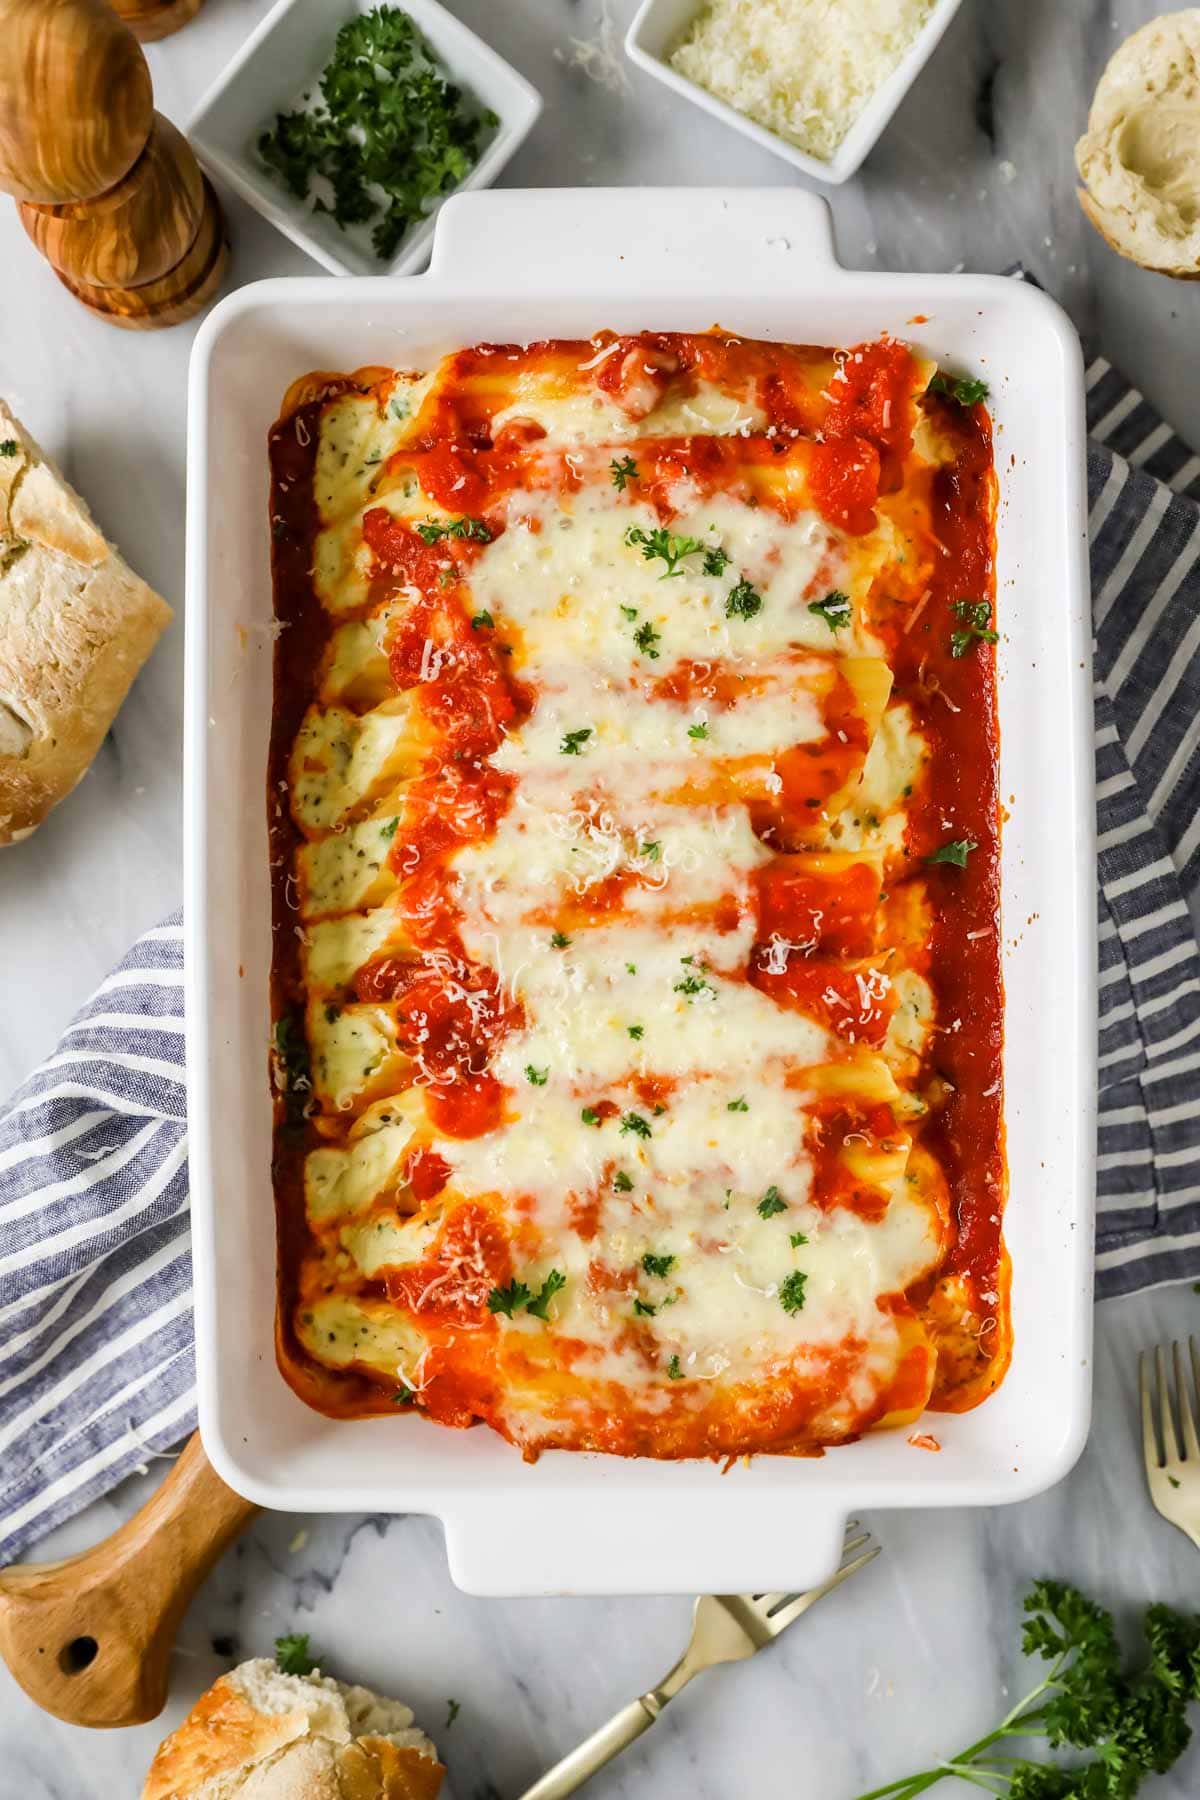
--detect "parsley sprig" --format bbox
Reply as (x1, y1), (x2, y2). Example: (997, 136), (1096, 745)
(275, 1633), (317, 1676)
(928, 371), (990, 408)
(610, 455), (638, 490)
(926, 838), (977, 868)
(257, 7), (497, 263)
(488, 1270), (566, 1320)
(416, 515), (492, 545)
(809, 590), (852, 632)
(624, 525), (706, 578)
(853, 1580), (1200, 1800)
(950, 598), (999, 658)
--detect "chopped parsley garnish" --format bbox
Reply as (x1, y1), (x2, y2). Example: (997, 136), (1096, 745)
(634, 620), (662, 659)
(639, 841), (661, 861)
(620, 604), (638, 622)
(928, 371), (990, 407)
(275, 1633), (317, 1676)
(550, 930), (571, 948)
(667, 1355), (684, 1380)
(392, 1386), (417, 1405)
(0, 440), (17, 457)
(628, 1024), (645, 1039)
(445, 1698), (460, 1729)
(757, 1186), (788, 1219)
(808, 589), (852, 631)
(949, 598), (998, 658)
(624, 525), (706, 578)
(674, 965), (715, 1000)
(379, 816), (399, 840)
(416, 515), (492, 545)
(272, 1015), (311, 1136)
(925, 838), (977, 868)
(525, 1064), (548, 1085)
(702, 544), (731, 578)
(642, 1252), (675, 1278)
(560, 727), (592, 755)
(789, 1231), (809, 1248)
(779, 1270), (808, 1313)
(626, 961), (637, 974)
(487, 1279), (532, 1318)
(620, 1111), (652, 1138)
(526, 1269), (566, 1320)
(687, 720), (709, 740)
(257, 7), (497, 262)
(610, 455), (639, 490)
(488, 1271), (565, 1320)
(633, 1298), (657, 1317)
(727, 1097), (749, 1112)
(581, 1107), (601, 1127)
(470, 610), (494, 630)
(613, 1169), (634, 1192)
(725, 576), (763, 620)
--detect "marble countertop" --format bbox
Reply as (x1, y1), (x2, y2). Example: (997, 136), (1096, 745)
(1, 0), (1198, 1794)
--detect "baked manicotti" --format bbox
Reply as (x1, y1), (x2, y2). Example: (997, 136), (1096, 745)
(1075, 9), (1200, 277)
(142, 1656), (445, 1800)
(0, 398), (171, 845)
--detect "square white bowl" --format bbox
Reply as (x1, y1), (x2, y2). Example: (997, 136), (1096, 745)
(188, 0), (542, 277)
(625, 0), (965, 185)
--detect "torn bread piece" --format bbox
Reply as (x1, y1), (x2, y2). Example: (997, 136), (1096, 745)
(0, 399), (172, 844)
(1075, 9), (1200, 278)
(142, 1655), (444, 1800)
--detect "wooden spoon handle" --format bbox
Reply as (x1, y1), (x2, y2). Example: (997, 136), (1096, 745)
(0, 1432), (258, 1727)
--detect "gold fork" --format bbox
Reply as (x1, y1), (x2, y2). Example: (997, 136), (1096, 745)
(517, 1527), (880, 1799)
(1140, 1338), (1200, 1550)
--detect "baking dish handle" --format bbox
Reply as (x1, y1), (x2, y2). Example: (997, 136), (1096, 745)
(440, 1495), (849, 1598)
(427, 187), (839, 290)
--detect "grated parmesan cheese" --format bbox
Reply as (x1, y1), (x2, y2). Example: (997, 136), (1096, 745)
(669, 0), (936, 162)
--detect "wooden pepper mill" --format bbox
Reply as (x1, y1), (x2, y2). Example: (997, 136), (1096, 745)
(0, 0), (228, 329)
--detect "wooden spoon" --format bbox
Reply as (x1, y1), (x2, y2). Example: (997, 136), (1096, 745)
(0, 1433), (258, 1727)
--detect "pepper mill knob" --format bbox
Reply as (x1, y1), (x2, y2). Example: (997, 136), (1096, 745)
(0, 0), (227, 329)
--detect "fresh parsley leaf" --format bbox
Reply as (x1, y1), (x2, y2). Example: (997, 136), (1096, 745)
(949, 598), (999, 658)
(928, 372), (990, 407)
(560, 727), (592, 755)
(272, 1014), (311, 1136)
(757, 1186), (788, 1218)
(633, 1298), (657, 1317)
(470, 610), (494, 630)
(626, 962), (637, 974)
(779, 1271), (808, 1313)
(620, 604), (638, 622)
(674, 967), (715, 1000)
(642, 1252), (675, 1278)
(275, 1633), (317, 1676)
(620, 1111), (652, 1138)
(0, 440), (17, 457)
(809, 590), (852, 631)
(624, 525), (706, 578)
(727, 1097), (749, 1112)
(702, 545), (730, 578)
(789, 1231), (808, 1248)
(550, 930), (571, 948)
(628, 1023), (645, 1039)
(634, 620), (662, 658)
(445, 1698), (460, 1729)
(613, 1169), (634, 1192)
(687, 721), (709, 740)
(259, 11), (497, 265)
(526, 1269), (566, 1320)
(417, 515), (492, 545)
(640, 841), (661, 861)
(581, 1107), (601, 1126)
(487, 1279), (532, 1318)
(610, 455), (638, 490)
(667, 1354), (684, 1379)
(525, 1065), (548, 1085)
(379, 817), (399, 840)
(925, 838), (977, 868)
(725, 576), (763, 620)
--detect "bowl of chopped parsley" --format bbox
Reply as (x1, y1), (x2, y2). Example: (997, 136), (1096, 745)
(188, 0), (541, 276)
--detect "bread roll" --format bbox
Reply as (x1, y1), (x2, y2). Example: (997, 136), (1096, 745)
(0, 399), (171, 845)
(1075, 10), (1200, 278)
(142, 1657), (445, 1800)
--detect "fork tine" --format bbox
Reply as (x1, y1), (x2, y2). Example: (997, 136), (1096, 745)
(1175, 1341), (1200, 1461)
(841, 1532), (871, 1560)
(1141, 1349), (1160, 1469)
(1157, 1344), (1181, 1462)
(768, 1546), (881, 1632)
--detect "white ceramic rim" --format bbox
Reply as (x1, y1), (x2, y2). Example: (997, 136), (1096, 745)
(186, 188), (1096, 1596)
(624, 0), (966, 185)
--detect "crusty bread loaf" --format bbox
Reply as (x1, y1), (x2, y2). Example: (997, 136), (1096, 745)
(1075, 10), (1200, 278)
(142, 1658), (445, 1800)
(0, 399), (171, 845)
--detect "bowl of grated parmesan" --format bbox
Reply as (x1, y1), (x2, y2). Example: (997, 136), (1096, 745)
(625, 0), (966, 184)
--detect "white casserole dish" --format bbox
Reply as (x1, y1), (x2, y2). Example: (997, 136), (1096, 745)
(185, 188), (1096, 1597)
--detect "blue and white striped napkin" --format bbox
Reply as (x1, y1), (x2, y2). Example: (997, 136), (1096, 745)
(1, 350), (1199, 1563)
